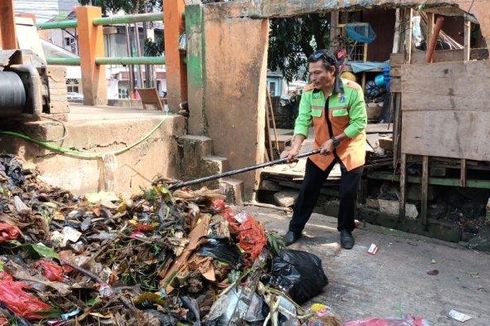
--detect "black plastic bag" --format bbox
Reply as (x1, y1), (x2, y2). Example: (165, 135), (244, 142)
(0, 154), (25, 187)
(269, 249), (328, 304)
(197, 238), (242, 268)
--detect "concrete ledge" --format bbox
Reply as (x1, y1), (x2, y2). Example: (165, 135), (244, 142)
(0, 106), (185, 197)
(107, 99), (143, 109)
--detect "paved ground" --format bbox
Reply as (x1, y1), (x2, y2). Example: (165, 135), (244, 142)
(242, 205), (490, 325)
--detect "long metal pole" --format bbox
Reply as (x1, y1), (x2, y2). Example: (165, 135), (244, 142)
(134, 23), (144, 88)
(125, 24), (135, 99)
(168, 149), (321, 190)
(37, 13), (164, 30)
(92, 13), (163, 26)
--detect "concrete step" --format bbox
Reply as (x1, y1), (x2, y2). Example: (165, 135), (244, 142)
(203, 155), (229, 175)
(219, 178), (244, 205)
(179, 135), (213, 158)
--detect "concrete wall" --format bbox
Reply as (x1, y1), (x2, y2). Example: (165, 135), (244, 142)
(202, 8), (269, 193)
(0, 115), (185, 197)
(184, 0), (489, 193)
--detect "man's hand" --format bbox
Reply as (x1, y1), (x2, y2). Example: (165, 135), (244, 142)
(280, 146), (300, 162)
(320, 139), (334, 155)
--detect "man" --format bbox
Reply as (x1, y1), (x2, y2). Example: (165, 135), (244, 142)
(281, 49), (367, 249)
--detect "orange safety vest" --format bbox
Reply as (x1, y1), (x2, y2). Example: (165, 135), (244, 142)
(309, 82), (367, 171)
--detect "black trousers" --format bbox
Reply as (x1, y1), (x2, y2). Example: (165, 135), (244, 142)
(289, 158), (363, 234)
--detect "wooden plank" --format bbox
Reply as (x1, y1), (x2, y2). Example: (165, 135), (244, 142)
(136, 88), (164, 110)
(330, 11), (339, 44)
(369, 171), (490, 190)
(390, 67), (401, 77)
(427, 13), (435, 47)
(267, 87), (280, 156)
(392, 8), (400, 54)
(460, 159), (467, 187)
(393, 93), (401, 168)
(264, 99), (274, 161)
(421, 155), (429, 226)
(390, 78), (401, 92)
(464, 19), (471, 61)
(0, 0), (17, 50)
(411, 49), (489, 63)
(406, 8), (413, 64)
(399, 153), (406, 221)
(390, 53), (404, 65)
(15, 17), (46, 61)
(401, 110), (490, 161)
(401, 61), (490, 112)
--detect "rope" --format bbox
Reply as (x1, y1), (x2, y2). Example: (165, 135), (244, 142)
(0, 118), (166, 160)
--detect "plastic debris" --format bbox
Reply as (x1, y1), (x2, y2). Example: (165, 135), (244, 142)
(307, 303), (341, 325)
(270, 249), (328, 304)
(448, 309), (472, 322)
(35, 259), (64, 282)
(368, 243), (379, 255)
(237, 216), (268, 264)
(0, 222), (20, 242)
(197, 237), (243, 267)
(0, 156), (334, 324)
(344, 315), (430, 326)
(0, 272), (52, 320)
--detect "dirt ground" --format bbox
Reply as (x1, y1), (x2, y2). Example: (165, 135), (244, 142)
(242, 205), (490, 325)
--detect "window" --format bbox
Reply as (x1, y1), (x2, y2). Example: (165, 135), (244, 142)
(66, 79), (79, 93)
(64, 37), (75, 47)
(268, 81), (277, 96)
(118, 88), (129, 99)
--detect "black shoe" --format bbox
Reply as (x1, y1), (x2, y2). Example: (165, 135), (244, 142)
(340, 230), (354, 249)
(284, 231), (301, 246)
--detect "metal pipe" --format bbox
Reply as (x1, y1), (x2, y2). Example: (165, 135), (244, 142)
(426, 16), (445, 63)
(37, 20), (78, 30)
(47, 57), (81, 66)
(134, 23), (144, 88)
(168, 149), (322, 190)
(47, 57), (164, 66)
(93, 13), (163, 26)
(125, 24), (135, 98)
(37, 13), (163, 30)
(95, 56), (165, 65)
(8, 65), (43, 117)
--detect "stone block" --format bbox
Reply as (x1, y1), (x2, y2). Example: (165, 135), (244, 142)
(260, 179), (281, 192)
(273, 190), (298, 207)
(378, 136), (393, 151)
(378, 199), (418, 220)
(219, 178), (244, 205)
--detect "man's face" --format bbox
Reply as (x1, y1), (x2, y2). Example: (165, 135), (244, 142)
(308, 60), (335, 90)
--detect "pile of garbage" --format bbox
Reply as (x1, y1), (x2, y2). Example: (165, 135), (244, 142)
(0, 154), (335, 325)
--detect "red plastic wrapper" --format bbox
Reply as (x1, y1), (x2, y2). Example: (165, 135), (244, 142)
(237, 216), (267, 264)
(35, 259), (64, 282)
(344, 316), (430, 326)
(0, 222), (20, 242)
(212, 199), (240, 233)
(0, 315), (8, 326)
(0, 272), (52, 320)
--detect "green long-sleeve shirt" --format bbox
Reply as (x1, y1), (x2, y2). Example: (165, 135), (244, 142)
(293, 78), (367, 138)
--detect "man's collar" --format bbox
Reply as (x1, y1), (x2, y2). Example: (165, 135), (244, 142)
(312, 77), (345, 96)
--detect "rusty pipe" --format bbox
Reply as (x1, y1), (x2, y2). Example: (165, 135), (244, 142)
(426, 16), (445, 63)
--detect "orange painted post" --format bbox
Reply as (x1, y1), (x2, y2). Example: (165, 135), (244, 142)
(164, 0), (187, 111)
(76, 6), (107, 106)
(0, 0), (17, 49)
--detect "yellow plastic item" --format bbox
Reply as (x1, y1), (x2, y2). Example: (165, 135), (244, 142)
(341, 71), (357, 83)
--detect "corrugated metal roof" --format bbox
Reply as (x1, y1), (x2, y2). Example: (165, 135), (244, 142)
(14, 0), (79, 23)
